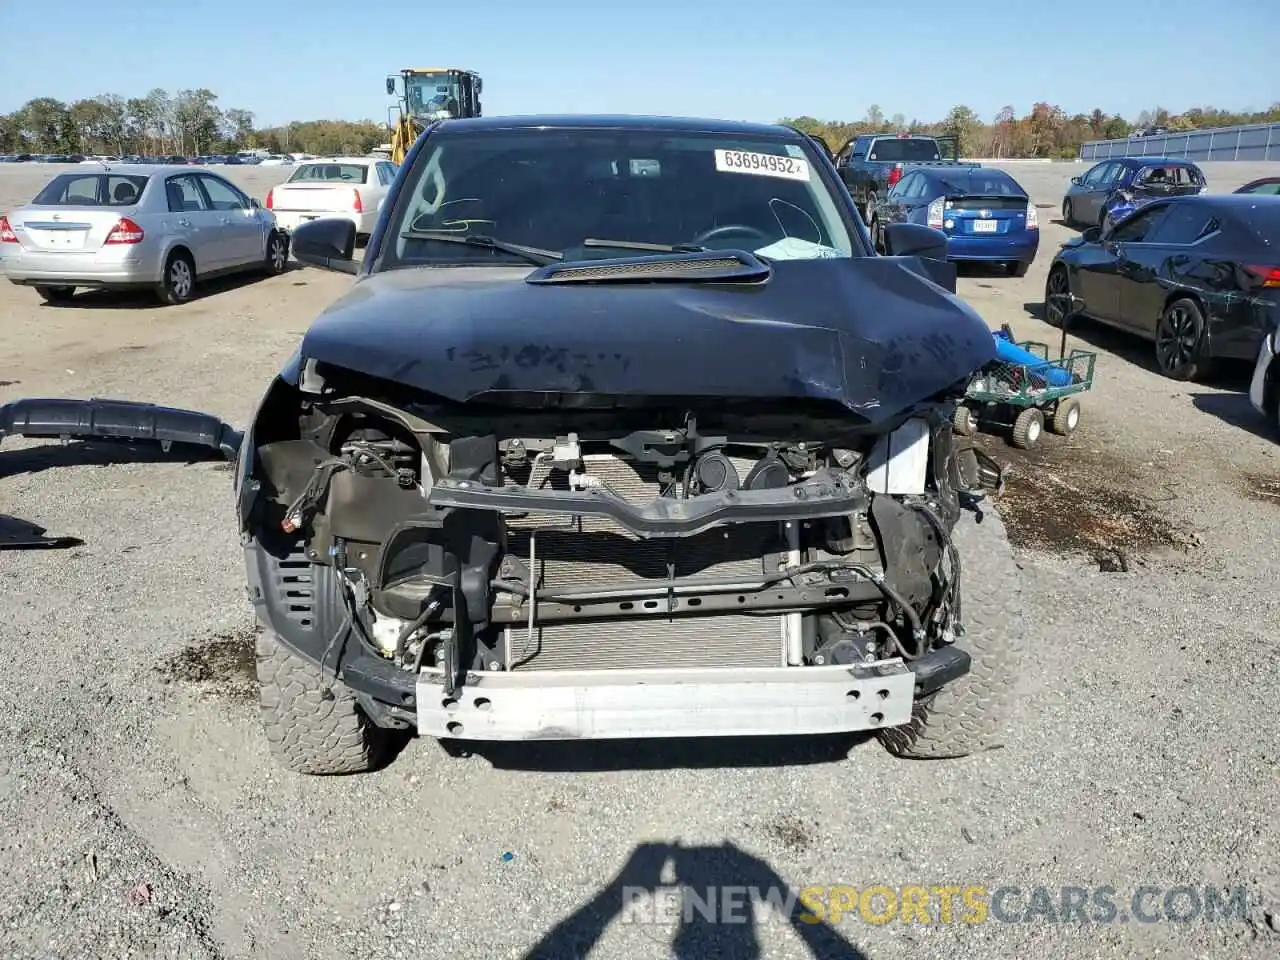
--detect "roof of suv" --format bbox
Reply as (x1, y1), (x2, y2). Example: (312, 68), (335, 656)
(431, 114), (804, 139)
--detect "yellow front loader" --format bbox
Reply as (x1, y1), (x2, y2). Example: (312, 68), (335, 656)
(385, 68), (483, 164)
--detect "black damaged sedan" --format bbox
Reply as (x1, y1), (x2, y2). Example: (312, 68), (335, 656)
(1043, 193), (1280, 381)
(237, 114), (1023, 775)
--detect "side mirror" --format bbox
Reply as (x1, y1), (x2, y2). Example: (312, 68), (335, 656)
(386, 76), (397, 96)
(250, 197), (262, 209)
(1081, 226), (1102, 243)
(291, 218), (359, 275)
(884, 222), (948, 262)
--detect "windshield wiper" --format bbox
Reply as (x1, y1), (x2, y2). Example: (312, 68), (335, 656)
(399, 230), (563, 266)
(582, 238), (708, 254)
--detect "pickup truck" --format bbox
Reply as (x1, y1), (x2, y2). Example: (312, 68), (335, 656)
(833, 133), (976, 221)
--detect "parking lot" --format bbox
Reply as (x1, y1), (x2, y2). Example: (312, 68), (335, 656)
(1, 158), (1278, 959)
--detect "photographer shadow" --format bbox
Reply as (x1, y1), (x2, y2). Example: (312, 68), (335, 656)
(522, 841), (871, 960)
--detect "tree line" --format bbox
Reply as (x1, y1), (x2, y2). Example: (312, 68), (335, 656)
(5, 90), (1280, 160)
(783, 102), (1280, 159)
(0, 89), (388, 157)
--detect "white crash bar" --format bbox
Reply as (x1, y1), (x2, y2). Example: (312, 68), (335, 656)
(415, 664), (915, 741)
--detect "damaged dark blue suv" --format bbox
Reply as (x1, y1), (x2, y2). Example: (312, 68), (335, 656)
(228, 114), (1022, 774)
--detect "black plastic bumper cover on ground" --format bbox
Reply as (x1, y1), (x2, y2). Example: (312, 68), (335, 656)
(1, 397), (243, 549)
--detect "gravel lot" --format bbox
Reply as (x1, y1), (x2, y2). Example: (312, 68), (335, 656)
(1, 157), (1279, 960)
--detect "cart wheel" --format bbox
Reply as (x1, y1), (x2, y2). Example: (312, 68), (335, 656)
(1049, 397), (1081, 436)
(952, 405), (976, 436)
(1011, 408), (1044, 449)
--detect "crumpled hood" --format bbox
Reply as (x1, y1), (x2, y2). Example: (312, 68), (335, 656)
(297, 256), (994, 425)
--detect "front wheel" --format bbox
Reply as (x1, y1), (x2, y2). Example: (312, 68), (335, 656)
(1050, 397), (1081, 436)
(879, 504), (1025, 759)
(256, 630), (394, 775)
(1010, 407), (1044, 449)
(869, 218), (884, 254)
(1062, 198), (1074, 226)
(1155, 297), (1213, 381)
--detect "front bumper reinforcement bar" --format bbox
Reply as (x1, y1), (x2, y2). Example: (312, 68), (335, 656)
(415, 662), (916, 740)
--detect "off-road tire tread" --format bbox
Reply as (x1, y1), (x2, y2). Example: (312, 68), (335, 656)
(256, 629), (388, 775)
(952, 404), (975, 436)
(879, 504), (1025, 759)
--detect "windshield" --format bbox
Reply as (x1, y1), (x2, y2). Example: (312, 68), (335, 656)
(406, 72), (462, 120)
(379, 128), (855, 270)
(867, 138), (941, 162)
(32, 173), (150, 206)
(288, 163), (370, 183)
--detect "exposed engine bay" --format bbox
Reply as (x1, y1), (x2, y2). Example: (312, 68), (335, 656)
(240, 359), (1002, 729)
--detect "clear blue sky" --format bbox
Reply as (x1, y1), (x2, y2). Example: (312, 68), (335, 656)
(2, 0), (1275, 127)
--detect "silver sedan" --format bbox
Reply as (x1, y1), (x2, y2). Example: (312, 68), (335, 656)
(0, 165), (290, 305)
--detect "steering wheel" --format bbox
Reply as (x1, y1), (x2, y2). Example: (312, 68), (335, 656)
(692, 223), (772, 247)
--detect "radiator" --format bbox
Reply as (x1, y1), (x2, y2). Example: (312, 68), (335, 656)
(501, 453), (784, 670)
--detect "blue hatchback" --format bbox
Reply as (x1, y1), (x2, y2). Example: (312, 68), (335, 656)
(868, 166), (1038, 276)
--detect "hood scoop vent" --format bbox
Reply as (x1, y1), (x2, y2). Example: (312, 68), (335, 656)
(525, 250), (771, 286)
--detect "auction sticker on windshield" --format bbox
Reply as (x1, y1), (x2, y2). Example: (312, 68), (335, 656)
(714, 149), (810, 182)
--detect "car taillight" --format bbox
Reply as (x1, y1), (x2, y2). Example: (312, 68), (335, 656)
(886, 164), (903, 187)
(264, 188), (274, 210)
(352, 189), (363, 213)
(0, 216), (16, 243)
(1026, 201), (1039, 230)
(927, 197), (945, 229)
(1244, 264), (1280, 288)
(104, 216), (144, 244)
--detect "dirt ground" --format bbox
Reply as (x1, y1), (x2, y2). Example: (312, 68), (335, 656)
(1, 159), (1279, 960)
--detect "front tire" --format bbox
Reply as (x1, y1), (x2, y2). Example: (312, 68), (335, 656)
(1062, 198), (1074, 226)
(1050, 397), (1081, 436)
(1155, 297), (1213, 381)
(34, 284), (76, 304)
(879, 504), (1025, 759)
(155, 249), (196, 305)
(256, 629), (393, 775)
(1011, 407), (1044, 448)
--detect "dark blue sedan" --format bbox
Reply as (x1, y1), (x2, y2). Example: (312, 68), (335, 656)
(867, 166), (1039, 276)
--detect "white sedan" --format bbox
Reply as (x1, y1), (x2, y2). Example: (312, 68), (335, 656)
(264, 157), (399, 240)
(0, 165), (290, 305)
